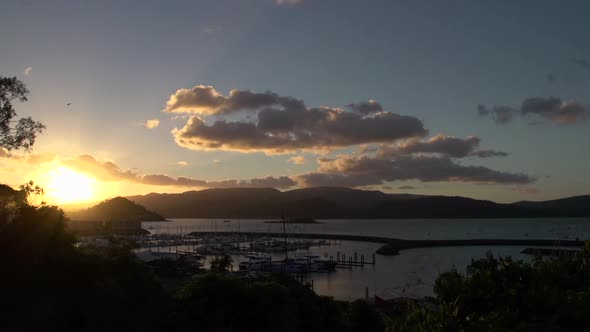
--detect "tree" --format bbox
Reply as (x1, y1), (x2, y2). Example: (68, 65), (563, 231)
(393, 246), (590, 331)
(0, 76), (45, 151)
(210, 255), (233, 273)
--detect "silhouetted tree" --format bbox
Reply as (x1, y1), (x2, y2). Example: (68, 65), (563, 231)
(392, 245), (590, 331)
(0, 76), (45, 151)
(210, 255), (233, 273)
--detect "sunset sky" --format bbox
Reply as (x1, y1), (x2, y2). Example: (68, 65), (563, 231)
(1, 0), (589, 205)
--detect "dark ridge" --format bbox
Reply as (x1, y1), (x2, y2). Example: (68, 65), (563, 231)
(514, 195), (590, 217)
(126, 187), (590, 219)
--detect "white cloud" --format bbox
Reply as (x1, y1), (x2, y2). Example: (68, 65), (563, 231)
(145, 119), (160, 129)
(201, 25), (223, 35)
(177, 161), (188, 166)
(23, 67), (32, 76)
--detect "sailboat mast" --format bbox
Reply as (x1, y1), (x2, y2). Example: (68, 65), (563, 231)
(282, 209), (288, 260)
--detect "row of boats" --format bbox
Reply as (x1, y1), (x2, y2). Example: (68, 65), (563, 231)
(138, 234), (330, 256)
(238, 254), (337, 273)
(136, 251), (337, 273)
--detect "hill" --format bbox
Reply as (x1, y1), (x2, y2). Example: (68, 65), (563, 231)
(126, 187), (590, 219)
(514, 195), (590, 217)
(68, 197), (166, 222)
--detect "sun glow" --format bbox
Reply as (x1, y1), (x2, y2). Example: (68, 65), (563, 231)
(45, 167), (97, 204)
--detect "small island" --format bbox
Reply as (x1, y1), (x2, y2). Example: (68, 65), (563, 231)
(263, 218), (323, 224)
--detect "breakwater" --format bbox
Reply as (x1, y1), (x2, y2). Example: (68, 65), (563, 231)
(186, 231), (585, 256)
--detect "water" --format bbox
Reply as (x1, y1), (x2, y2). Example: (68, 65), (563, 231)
(142, 218), (590, 300)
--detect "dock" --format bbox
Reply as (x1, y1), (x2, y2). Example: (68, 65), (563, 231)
(185, 231), (586, 256)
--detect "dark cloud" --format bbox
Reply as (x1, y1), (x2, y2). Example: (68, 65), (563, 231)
(376, 134), (508, 159)
(470, 149), (509, 158)
(477, 104), (516, 124)
(167, 85), (427, 154)
(347, 100), (383, 115)
(143, 173), (296, 189)
(521, 97), (590, 124)
(572, 57), (590, 69)
(173, 106), (427, 154)
(165, 85), (305, 115)
(478, 97), (590, 125)
(298, 155), (534, 187)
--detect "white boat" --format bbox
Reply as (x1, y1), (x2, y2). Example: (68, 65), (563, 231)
(239, 255), (272, 271)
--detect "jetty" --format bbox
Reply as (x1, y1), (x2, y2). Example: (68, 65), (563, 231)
(186, 231), (585, 256)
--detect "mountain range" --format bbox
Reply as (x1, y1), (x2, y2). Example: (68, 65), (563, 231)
(126, 187), (590, 219)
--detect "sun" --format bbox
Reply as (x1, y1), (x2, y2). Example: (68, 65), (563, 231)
(45, 167), (97, 204)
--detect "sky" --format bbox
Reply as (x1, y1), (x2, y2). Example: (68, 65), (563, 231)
(1, 0), (589, 205)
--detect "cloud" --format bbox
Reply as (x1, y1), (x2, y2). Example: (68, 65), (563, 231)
(201, 25), (223, 35)
(477, 104), (516, 124)
(398, 185), (416, 190)
(168, 85), (427, 154)
(298, 155), (534, 187)
(275, 0), (302, 5)
(23, 67), (32, 76)
(145, 119), (160, 129)
(478, 97), (590, 125)
(347, 100), (383, 115)
(511, 186), (540, 195)
(0, 149), (57, 165)
(62, 155), (139, 182)
(142, 173), (297, 189)
(521, 97), (590, 124)
(470, 149), (509, 158)
(287, 155), (305, 165)
(572, 57), (590, 69)
(212, 159), (221, 164)
(376, 134), (508, 159)
(164, 85), (305, 115)
(59, 154), (297, 189)
(177, 161), (188, 166)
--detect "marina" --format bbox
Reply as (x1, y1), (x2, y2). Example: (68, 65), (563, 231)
(136, 218), (590, 300)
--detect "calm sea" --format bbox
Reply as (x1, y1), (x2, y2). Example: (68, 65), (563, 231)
(142, 218), (590, 300)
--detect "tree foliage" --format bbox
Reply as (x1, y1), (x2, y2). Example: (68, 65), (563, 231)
(175, 273), (384, 332)
(0, 76), (45, 151)
(393, 246), (590, 332)
(210, 255), (233, 273)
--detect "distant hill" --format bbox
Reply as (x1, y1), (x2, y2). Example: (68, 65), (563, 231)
(68, 197), (166, 222)
(0, 184), (18, 199)
(515, 195), (590, 218)
(126, 187), (590, 219)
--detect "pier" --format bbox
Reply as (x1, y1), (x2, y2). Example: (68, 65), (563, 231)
(185, 231), (585, 255)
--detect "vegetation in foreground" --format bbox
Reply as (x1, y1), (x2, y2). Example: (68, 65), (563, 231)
(4, 185), (590, 332)
(1, 186), (386, 332)
(391, 245), (590, 332)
